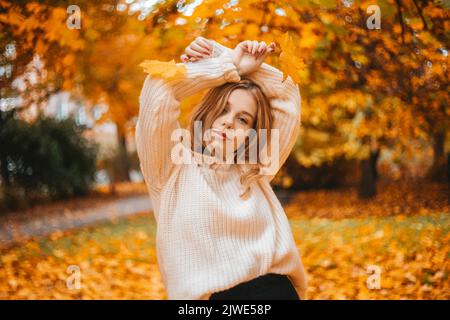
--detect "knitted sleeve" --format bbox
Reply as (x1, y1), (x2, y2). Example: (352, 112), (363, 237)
(209, 40), (302, 182)
(135, 50), (241, 192)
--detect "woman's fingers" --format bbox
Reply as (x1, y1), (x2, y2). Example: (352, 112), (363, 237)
(191, 42), (210, 56)
(232, 39), (277, 69)
(182, 37), (214, 62)
(251, 40), (259, 55)
(195, 37), (212, 53)
(257, 41), (267, 54)
(185, 46), (204, 59)
(244, 40), (251, 54)
(260, 42), (276, 60)
(244, 40), (253, 54)
(256, 41), (267, 59)
(239, 40), (250, 54)
(242, 40), (274, 57)
(180, 54), (190, 62)
(181, 54), (199, 62)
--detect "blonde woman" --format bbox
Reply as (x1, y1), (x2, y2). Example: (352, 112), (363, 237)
(135, 37), (308, 300)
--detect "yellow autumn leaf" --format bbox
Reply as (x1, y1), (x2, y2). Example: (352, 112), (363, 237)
(279, 32), (305, 84)
(139, 59), (186, 80)
(62, 54), (75, 67)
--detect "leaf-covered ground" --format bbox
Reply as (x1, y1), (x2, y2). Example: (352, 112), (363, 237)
(0, 182), (448, 299)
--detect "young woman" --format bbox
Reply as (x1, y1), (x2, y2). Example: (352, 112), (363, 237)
(135, 37), (308, 300)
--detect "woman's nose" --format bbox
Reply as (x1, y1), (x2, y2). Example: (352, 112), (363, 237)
(222, 118), (233, 129)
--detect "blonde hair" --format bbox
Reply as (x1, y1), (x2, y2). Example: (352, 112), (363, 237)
(188, 78), (274, 200)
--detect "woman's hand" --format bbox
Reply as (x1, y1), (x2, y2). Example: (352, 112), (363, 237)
(180, 38), (276, 76)
(180, 37), (213, 63)
(231, 40), (276, 76)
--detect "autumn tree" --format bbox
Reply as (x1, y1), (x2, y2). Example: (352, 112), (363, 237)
(1, 0), (448, 194)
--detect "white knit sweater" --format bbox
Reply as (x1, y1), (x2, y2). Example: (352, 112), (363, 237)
(135, 40), (308, 300)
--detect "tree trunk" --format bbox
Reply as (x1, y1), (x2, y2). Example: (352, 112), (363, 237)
(358, 149), (379, 199)
(447, 153), (450, 204)
(371, 148), (380, 182)
(428, 130), (447, 182)
(115, 130), (131, 182)
(0, 154), (11, 188)
(109, 177), (116, 195)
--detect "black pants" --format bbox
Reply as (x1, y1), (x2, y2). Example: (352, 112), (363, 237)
(209, 273), (300, 300)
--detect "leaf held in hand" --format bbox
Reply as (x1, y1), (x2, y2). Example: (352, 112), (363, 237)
(139, 59), (186, 80)
(279, 32), (305, 84)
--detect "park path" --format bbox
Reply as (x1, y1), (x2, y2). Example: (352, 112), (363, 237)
(0, 194), (153, 248)
(0, 188), (296, 249)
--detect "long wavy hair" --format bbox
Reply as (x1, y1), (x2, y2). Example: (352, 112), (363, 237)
(188, 78), (274, 200)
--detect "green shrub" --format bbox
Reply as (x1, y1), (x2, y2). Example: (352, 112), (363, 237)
(0, 110), (98, 211)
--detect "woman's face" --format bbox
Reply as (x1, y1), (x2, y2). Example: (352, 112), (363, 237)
(208, 89), (257, 161)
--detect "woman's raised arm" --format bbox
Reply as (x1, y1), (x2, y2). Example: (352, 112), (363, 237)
(135, 50), (241, 193)
(209, 40), (302, 183)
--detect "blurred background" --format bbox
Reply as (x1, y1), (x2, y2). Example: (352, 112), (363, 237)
(0, 0), (448, 299)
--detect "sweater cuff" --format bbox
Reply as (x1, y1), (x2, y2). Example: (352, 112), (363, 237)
(219, 50), (241, 83)
(165, 49), (241, 101)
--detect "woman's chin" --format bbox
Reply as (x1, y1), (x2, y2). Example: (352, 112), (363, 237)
(209, 142), (224, 155)
(207, 141), (235, 160)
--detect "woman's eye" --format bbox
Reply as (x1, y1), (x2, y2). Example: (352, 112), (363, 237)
(239, 117), (248, 124)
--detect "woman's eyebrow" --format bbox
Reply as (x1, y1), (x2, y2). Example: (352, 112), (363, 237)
(228, 102), (255, 119)
(240, 110), (255, 119)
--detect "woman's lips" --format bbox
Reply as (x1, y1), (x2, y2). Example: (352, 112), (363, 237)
(211, 129), (229, 140)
